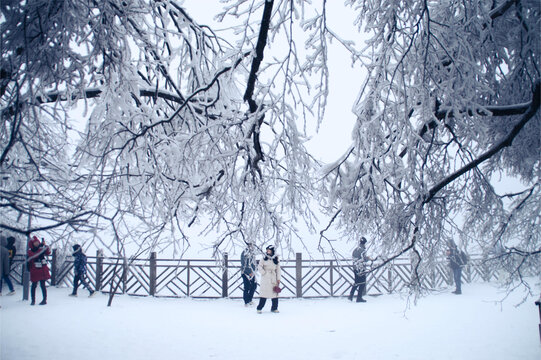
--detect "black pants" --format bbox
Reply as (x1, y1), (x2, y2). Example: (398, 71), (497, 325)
(242, 274), (257, 304)
(349, 272), (366, 301)
(452, 267), (462, 293)
(73, 273), (93, 295)
(257, 297), (278, 311)
(31, 280), (47, 303)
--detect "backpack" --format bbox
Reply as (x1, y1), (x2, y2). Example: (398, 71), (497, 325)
(458, 250), (469, 266)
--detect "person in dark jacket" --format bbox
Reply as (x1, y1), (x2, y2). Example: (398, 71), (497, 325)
(240, 243), (257, 306)
(6, 236), (17, 269)
(1, 236), (16, 296)
(446, 241), (463, 295)
(27, 236), (51, 305)
(70, 244), (96, 297)
(348, 237), (370, 303)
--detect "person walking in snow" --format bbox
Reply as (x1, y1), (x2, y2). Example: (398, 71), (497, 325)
(6, 236), (17, 269)
(256, 245), (281, 313)
(348, 237), (370, 303)
(27, 236), (51, 305)
(446, 241), (464, 295)
(240, 243), (257, 306)
(0, 236), (16, 296)
(70, 244), (96, 297)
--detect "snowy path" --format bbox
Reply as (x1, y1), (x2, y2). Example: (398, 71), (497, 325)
(1, 283), (540, 360)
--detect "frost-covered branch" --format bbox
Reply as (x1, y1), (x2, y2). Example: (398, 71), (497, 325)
(424, 81), (540, 204)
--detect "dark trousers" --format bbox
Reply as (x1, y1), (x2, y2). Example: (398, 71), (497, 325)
(452, 267), (462, 293)
(31, 280), (47, 303)
(0, 274), (14, 292)
(257, 297), (278, 311)
(73, 273), (93, 295)
(242, 274), (257, 304)
(349, 272), (366, 301)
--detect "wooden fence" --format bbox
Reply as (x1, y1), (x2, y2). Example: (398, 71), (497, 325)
(7, 252), (499, 299)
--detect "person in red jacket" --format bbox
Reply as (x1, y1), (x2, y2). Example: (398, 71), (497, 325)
(27, 236), (51, 305)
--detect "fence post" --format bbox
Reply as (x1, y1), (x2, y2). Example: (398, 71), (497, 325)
(51, 249), (57, 286)
(122, 257), (128, 294)
(330, 260), (334, 297)
(187, 260), (191, 297)
(95, 250), (103, 292)
(222, 253), (229, 298)
(296, 253), (302, 298)
(149, 252), (157, 296)
(387, 265), (393, 294)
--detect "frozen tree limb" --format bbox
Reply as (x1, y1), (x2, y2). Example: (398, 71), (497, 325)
(424, 81), (540, 204)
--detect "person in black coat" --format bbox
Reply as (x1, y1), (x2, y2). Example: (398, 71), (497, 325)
(6, 236), (17, 269)
(348, 237), (369, 303)
(240, 243), (257, 306)
(70, 244), (96, 297)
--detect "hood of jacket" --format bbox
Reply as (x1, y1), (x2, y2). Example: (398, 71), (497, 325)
(28, 236), (40, 249)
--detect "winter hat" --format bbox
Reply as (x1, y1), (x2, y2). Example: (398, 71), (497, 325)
(31, 235), (40, 248)
(265, 245), (279, 264)
(266, 245), (275, 255)
(72, 244), (81, 252)
(360, 237), (367, 245)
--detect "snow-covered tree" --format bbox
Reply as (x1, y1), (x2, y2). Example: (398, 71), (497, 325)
(1, 0), (539, 293)
(319, 0), (540, 290)
(1, 1), (318, 256)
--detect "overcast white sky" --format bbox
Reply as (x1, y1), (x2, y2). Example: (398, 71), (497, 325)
(182, 0), (363, 163)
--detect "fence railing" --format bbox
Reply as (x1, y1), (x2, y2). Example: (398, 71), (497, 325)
(7, 251), (500, 299)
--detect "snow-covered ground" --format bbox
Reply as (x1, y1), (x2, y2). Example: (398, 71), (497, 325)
(1, 282), (540, 360)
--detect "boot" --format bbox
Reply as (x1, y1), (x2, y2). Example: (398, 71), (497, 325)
(31, 285), (36, 305)
(40, 286), (47, 305)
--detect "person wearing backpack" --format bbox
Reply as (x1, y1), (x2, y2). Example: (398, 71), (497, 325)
(70, 244), (96, 298)
(446, 241), (466, 295)
(348, 237), (371, 303)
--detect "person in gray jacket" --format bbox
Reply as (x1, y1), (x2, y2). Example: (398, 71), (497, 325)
(240, 243), (257, 306)
(446, 241), (465, 295)
(0, 236), (16, 296)
(348, 237), (369, 303)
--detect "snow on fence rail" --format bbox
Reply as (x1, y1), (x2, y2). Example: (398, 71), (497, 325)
(8, 252), (499, 299)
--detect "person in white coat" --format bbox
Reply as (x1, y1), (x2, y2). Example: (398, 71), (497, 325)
(256, 245), (281, 313)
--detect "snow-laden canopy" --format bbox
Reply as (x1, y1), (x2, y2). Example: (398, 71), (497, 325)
(1, 0), (539, 291)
